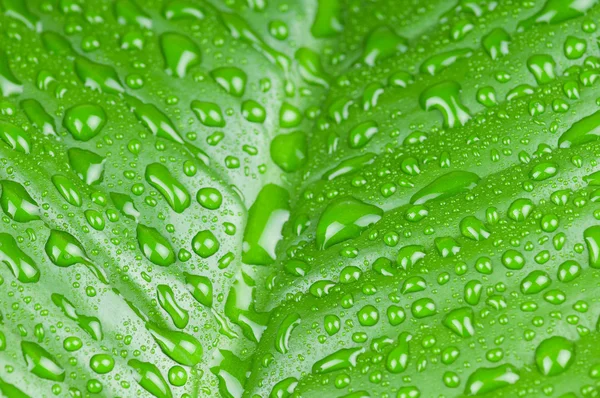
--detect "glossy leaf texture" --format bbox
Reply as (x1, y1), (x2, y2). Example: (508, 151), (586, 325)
(0, 1), (600, 398)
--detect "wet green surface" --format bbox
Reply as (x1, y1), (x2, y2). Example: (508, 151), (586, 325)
(0, 0), (600, 397)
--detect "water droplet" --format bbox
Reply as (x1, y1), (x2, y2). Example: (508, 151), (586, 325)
(192, 230), (219, 258)
(482, 28), (511, 60)
(419, 81), (471, 128)
(128, 359), (172, 398)
(63, 104), (107, 141)
(163, 1), (204, 21)
(21, 99), (57, 136)
(270, 131), (307, 172)
(411, 171), (480, 204)
(160, 32), (201, 78)
(507, 198), (534, 221)
(114, 0), (152, 28)
(0, 121), (31, 154)
(242, 184), (290, 264)
(0, 180), (40, 222)
(0, 233), (40, 283)
(558, 109), (600, 148)
(68, 148), (105, 185)
(90, 354), (115, 374)
(316, 196), (382, 250)
(311, 0), (343, 38)
(74, 56), (124, 94)
(136, 224), (176, 266)
(420, 48), (473, 76)
(157, 284), (189, 329)
(527, 54), (556, 85)
(146, 322), (203, 366)
(52, 175), (82, 207)
(443, 307), (475, 337)
(312, 347), (364, 374)
(191, 101), (226, 127)
(275, 313), (300, 354)
(21, 341), (65, 381)
(464, 364), (519, 395)
(535, 336), (575, 376)
(145, 163), (191, 213)
(0, 50), (23, 96)
(295, 48), (329, 87)
(210, 67), (247, 97)
(184, 272), (213, 307)
(361, 26), (407, 66)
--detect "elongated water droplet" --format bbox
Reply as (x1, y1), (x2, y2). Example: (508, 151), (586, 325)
(275, 313), (300, 354)
(163, 1), (204, 20)
(114, 0), (152, 28)
(0, 121), (31, 153)
(145, 163), (190, 213)
(558, 109), (600, 148)
(295, 48), (329, 87)
(128, 359), (172, 398)
(482, 28), (511, 60)
(126, 95), (184, 144)
(74, 56), (124, 94)
(0, 375), (28, 397)
(584, 225), (600, 268)
(386, 332), (411, 373)
(519, 0), (596, 30)
(411, 171), (480, 205)
(68, 148), (105, 185)
(45, 229), (107, 282)
(464, 364), (519, 395)
(146, 322), (203, 366)
(0, 233), (39, 283)
(530, 162), (558, 181)
(322, 153), (376, 181)
(184, 272), (213, 307)
(160, 32), (201, 78)
(21, 99), (56, 136)
(136, 224), (176, 267)
(419, 81), (471, 128)
(420, 48), (473, 76)
(311, 0), (342, 38)
(316, 197), (383, 250)
(52, 175), (82, 207)
(21, 341), (65, 381)
(0, 180), (40, 222)
(348, 121), (378, 148)
(361, 26), (407, 66)
(0, 50), (23, 97)
(242, 184), (290, 264)
(110, 192), (140, 220)
(157, 284), (189, 329)
(312, 347), (364, 374)
(52, 294), (103, 340)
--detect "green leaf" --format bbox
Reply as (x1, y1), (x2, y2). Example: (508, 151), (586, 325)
(0, 1), (599, 397)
